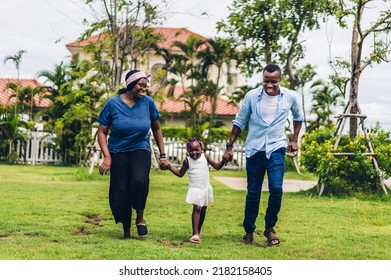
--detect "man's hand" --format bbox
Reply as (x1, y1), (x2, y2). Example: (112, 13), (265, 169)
(288, 141), (299, 153)
(223, 149), (233, 163)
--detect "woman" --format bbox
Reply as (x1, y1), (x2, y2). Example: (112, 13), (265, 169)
(97, 70), (169, 239)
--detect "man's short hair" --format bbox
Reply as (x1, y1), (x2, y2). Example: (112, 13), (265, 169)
(263, 64), (281, 77)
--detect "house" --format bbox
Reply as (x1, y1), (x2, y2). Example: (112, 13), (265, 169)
(66, 26), (244, 127)
(156, 85), (238, 127)
(0, 78), (51, 122)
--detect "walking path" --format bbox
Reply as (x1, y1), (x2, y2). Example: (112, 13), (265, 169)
(213, 176), (391, 193)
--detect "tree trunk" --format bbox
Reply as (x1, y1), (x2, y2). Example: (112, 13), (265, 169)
(210, 67), (221, 134)
(286, 56), (297, 89)
(264, 30), (272, 64)
(348, 3), (364, 139)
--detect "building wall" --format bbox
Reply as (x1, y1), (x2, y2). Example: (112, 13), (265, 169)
(160, 113), (234, 128)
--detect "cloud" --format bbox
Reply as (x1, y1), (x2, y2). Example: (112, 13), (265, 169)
(1, 0), (390, 127)
(361, 103), (391, 131)
(0, 0), (90, 78)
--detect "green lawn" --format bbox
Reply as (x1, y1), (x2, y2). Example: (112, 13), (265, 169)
(0, 164), (390, 260)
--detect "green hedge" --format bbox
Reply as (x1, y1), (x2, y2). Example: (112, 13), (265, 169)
(161, 126), (247, 143)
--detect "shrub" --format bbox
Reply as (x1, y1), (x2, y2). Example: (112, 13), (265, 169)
(161, 126), (188, 140)
(161, 126), (247, 143)
(300, 126), (391, 196)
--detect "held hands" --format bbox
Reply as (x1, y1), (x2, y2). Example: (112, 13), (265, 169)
(159, 158), (171, 170)
(223, 149), (233, 164)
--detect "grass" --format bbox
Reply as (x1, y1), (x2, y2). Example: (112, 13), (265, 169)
(0, 164), (390, 260)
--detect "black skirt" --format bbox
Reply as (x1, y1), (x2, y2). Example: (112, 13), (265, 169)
(109, 149), (151, 224)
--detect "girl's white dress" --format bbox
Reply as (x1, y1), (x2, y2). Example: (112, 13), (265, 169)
(186, 153), (214, 207)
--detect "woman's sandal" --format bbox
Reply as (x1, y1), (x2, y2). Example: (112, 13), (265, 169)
(263, 227), (280, 246)
(189, 234), (201, 244)
(136, 222), (148, 237)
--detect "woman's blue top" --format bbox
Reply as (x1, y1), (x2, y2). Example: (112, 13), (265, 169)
(97, 94), (160, 153)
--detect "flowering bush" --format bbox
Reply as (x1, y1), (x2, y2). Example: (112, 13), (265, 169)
(300, 126), (391, 195)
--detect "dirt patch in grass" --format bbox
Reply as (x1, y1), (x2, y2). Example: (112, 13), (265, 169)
(74, 226), (91, 235)
(158, 238), (184, 247)
(24, 232), (45, 237)
(85, 214), (101, 226)
(0, 233), (11, 238)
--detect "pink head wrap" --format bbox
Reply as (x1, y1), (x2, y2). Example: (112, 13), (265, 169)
(125, 72), (151, 87)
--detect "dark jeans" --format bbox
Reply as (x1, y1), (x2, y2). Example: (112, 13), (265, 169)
(243, 148), (286, 233)
(109, 149), (151, 225)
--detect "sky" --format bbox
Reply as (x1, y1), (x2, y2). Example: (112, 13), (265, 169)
(1, 0), (391, 130)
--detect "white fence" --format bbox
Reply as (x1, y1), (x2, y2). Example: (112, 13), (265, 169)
(160, 138), (246, 169)
(84, 137), (247, 170)
(15, 131), (61, 165)
(14, 134), (247, 169)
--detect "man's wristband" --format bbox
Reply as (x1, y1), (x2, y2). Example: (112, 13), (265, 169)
(226, 143), (234, 149)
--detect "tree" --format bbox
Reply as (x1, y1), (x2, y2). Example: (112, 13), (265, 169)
(38, 61), (75, 163)
(38, 56), (105, 164)
(227, 84), (257, 106)
(0, 105), (32, 163)
(198, 37), (234, 139)
(59, 55), (106, 164)
(149, 45), (176, 97)
(217, 0), (336, 89)
(6, 82), (46, 121)
(307, 80), (345, 132)
(83, 0), (165, 90)
(3, 50), (27, 81)
(331, 0), (391, 138)
(3, 50), (27, 115)
(169, 34), (208, 138)
(38, 62), (71, 125)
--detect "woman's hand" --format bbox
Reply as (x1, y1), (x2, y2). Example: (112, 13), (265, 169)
(99, 156), (112, 175)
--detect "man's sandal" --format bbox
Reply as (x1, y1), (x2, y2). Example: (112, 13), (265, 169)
(263, 227), (280, 246)
(243, 233), (254, 244)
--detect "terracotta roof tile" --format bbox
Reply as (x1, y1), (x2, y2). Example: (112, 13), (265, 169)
(152, 27), (206, 51)
(0, 78), (51, 108)
(66, 27), (206, 51)
(66, 33), (104, 48)
(156, 86), (238, 116)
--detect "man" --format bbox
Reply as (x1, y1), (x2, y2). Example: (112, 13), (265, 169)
(224, 64), (303, 245)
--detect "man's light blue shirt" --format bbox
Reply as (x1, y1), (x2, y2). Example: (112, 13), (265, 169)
(232, 86), (304, 159)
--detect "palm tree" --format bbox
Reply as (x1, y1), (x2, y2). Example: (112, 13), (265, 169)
(150, 46), (176, 97)
(307, 80), (345, 132)
(0, 105), (32, 163)
(170, 35), (207, 137)
(3, 50), (27, 115)
(37, 61), (74, 163)
(198, 37), (234, 138)
(37, 62), (70, 123)
(6, 83), (46, 121)
(39, 55), (107, 164)
(228, 84), (257, 106)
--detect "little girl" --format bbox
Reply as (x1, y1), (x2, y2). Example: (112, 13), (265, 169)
(167, 138), (229, 244)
